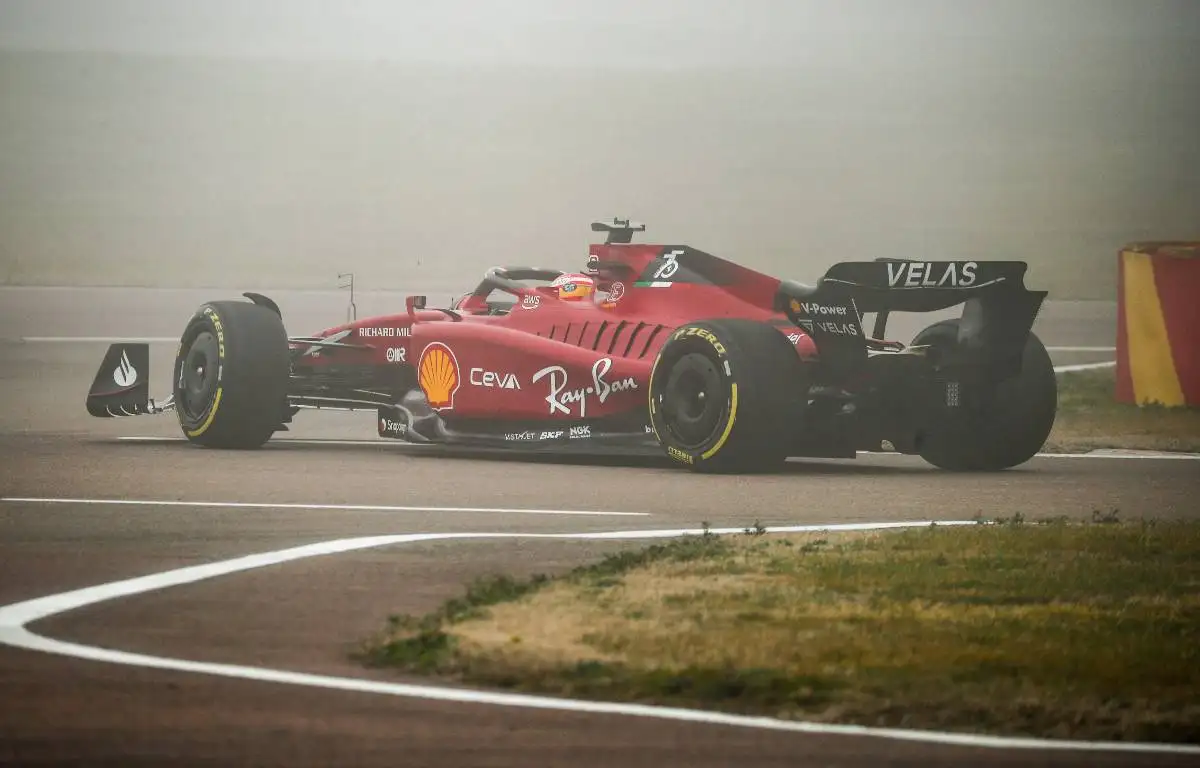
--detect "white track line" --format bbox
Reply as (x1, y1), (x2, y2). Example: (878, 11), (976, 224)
(854, 449), (1200, 461)
(1053, 361), (1117, 373)
(0, 497), (647, 518)
(19, 336), (178, 343)
(0, 520), (1195, 755)
(116, 436), (404, 447)
(1035, 451), (1200, 461)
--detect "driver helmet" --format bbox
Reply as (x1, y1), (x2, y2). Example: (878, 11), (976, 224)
(551, 273), (596, 302)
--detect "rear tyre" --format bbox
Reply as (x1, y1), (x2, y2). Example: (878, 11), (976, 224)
(173, 300), (290, 449)
(913, 319), (1057, 471)
(648, 319), (808, 473)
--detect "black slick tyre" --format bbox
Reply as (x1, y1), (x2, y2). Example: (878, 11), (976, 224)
(648, 319), (808, 473)
(173, 300), (290, 449)
(913, 319), (1057, 471)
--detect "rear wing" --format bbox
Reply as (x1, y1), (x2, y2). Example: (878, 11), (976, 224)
(777, 259), (1047, 379)
(820, 259), (1032, 306)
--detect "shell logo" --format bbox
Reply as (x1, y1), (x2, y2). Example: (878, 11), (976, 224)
(418, 342), (460, 410)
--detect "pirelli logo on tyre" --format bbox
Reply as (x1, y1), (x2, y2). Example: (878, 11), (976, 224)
(666, 445), (694, 465)
(203, 306), (227, 372)
(672, 325), (734, 378)
(672, 326), (728, 357)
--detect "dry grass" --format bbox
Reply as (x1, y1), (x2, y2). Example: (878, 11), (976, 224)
(361, 521), (1200, 743)
(1047, 368), (1200, 453)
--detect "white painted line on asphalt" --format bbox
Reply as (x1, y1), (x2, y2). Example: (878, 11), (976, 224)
(116, 436), (397, 447)
(1035, 452), (1200, 461)
(117, 436), (188, 442)
(1045, 346), (1116, 352)
(0, 520), (1196, 755)
(856, 449), (1200, 461)
(1053, 361), (1117, 373)
(19, 336), (178, 343)
(0, 497), (648, 518)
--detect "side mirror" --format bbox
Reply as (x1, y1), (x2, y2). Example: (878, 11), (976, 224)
(406, 295), (426, 318)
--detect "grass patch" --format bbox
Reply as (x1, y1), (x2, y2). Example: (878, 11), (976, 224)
(1047, 368), (1200, 453)
(359, 519), (1200, 743)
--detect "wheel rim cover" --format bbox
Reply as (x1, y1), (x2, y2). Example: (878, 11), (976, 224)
(180, 331), (219, 419)
(661, 353), (724, 448)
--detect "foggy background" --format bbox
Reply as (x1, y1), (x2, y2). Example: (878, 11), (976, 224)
(1, 0), (1197, 300)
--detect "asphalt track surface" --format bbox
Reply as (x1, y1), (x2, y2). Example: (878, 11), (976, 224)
(2, 288), (1198, 767)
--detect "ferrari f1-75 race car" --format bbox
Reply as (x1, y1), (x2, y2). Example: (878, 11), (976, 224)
(86, 219), (1058, 473)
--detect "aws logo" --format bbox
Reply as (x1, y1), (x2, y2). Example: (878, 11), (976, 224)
(418, 342), (461, 411)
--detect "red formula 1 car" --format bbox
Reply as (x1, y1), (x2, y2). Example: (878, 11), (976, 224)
(86, 219), (1058, 472)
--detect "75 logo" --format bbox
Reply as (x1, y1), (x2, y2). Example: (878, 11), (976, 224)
(653, 249), (683, 280)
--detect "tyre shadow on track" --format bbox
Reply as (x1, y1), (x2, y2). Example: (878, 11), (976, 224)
(94, 438), (950, 476)
(394, 449), (939, 476)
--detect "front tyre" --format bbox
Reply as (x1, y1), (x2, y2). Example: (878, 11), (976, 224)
(648, 319), (808, 473)
(913, 319), (1057, 471)
(173, 300), (290, 449)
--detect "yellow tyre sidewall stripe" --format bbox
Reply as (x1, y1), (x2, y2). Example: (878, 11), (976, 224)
(184, 305), (227, 438)
(700, 382), (737, 461)
(186, 388), (224, 437)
